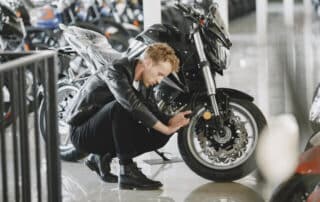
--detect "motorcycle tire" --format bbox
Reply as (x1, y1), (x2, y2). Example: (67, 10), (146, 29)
(304, 131), (320, 151)
(38, 81), (78, 147)
(178, 99), (267, 181)
(310, 121), (320, 133)
(270, 174), (320, 202)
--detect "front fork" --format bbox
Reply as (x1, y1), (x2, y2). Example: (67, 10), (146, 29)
(193, 31), (221, 120)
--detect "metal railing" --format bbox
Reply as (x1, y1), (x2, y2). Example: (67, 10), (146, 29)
(0, 51), (61, 202)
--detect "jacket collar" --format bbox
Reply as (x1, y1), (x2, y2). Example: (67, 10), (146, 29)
(113, 57), (140, 83)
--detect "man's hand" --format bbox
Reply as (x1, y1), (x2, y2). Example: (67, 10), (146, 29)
(153, 110), (192, 135)
(165, 110), (192, 135)
(168, 110), (192, 128)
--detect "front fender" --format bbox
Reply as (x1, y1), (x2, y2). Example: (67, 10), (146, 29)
(216, 88), (254, 102)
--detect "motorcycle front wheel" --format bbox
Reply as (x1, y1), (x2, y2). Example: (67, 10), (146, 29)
(178, 99), (267, 181)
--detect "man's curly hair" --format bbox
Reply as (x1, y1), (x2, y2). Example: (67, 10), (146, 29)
(144, 43), (180, 72)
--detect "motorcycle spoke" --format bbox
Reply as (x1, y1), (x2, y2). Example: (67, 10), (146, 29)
(241, 120), (249, 125)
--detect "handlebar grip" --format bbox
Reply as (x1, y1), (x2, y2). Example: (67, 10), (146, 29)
(174, 3), (190, 13)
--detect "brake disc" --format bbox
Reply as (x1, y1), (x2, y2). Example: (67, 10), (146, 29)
(196, 114), (249, 165)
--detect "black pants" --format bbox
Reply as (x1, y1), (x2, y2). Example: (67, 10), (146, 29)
(70, 100), (171, 161)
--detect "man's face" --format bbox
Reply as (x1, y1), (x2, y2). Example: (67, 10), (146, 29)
(142, 58), (173, 88)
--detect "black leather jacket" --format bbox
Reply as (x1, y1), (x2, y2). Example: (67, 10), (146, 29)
(67, 57), (171, 128)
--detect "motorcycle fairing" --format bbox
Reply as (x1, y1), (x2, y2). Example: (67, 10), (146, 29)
(296, 146), (320, 175)
(205, 3), (232, 48)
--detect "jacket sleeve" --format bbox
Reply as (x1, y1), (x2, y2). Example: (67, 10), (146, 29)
(104, 66), (160, 128)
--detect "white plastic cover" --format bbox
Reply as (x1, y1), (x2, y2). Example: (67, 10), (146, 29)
(310, 85), (320, 123)
(60, 24), (122, 72)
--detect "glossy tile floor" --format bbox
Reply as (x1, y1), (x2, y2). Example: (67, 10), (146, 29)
(3, 3), (320, 202)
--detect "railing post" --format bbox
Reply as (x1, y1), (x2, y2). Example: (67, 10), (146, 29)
(18, 67), (31, 202)
(45, 55), (61, 202)
(0, 51), (61, 202)
(0, 73), (9, 202)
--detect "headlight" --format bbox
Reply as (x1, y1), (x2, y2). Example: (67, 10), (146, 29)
(217, 42), (230, 69)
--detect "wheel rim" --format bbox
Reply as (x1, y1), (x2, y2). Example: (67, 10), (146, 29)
(186, 101), (259, 170)
(56, 85), (79, 146)
(39, 83), (79, 149)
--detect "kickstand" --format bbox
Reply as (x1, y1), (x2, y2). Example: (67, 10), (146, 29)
(154, 150), (170, 161)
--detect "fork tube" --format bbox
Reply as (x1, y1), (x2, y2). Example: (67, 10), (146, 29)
(193, 29), (220, 116)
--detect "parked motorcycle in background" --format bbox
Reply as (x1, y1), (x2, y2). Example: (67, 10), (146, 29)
(263, 89), (320, 202)
(269, 145), (320, 202)
(38, 25), (122, 160)
(0, 1), (31, 127)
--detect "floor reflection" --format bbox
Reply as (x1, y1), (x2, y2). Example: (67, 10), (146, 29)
(62, 175), (90, 202)
(184, 182), (265, 202)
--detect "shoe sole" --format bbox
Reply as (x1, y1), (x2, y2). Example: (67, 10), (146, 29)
(119, 183), (162, 190)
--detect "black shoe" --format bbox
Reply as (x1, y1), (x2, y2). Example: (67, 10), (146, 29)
(119, 162), (162, 190)
(85, 153), (118, 183)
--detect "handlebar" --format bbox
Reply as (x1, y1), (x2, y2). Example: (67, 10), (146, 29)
(174, 2), (203, 22)
(175, 3), (190, 13)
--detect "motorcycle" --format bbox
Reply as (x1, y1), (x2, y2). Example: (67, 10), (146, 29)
(269, 145), (320, 202)
(38, 25), (122, 160)
(0, 1), (34, 127)
(52, 1), (267, 181)
(127, 2), (267, 181)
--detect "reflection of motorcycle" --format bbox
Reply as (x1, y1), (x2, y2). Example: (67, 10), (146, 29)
(185, 182), (264, 202)
(58, 2), (267, 181)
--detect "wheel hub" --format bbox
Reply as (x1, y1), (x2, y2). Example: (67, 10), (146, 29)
(196, 112), (249, 166)
(212, 126), (232, 144)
